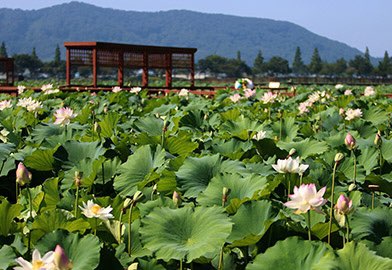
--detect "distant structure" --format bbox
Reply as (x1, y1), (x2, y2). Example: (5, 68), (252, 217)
(64, 41), (197, 88)
(0, 57), (14, 86)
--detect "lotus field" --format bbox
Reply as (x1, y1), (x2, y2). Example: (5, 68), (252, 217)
(0, 81), (392, 270)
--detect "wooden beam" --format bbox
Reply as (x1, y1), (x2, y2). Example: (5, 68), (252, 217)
(65, 48), (71, 85)
(142, 51), (149, 87)
(92, 48), (97, 88)
(118, 51), (124, 87)
(165, 53), (172, 88)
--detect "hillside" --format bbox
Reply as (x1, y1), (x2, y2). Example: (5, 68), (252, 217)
(0, 1), (365, 64)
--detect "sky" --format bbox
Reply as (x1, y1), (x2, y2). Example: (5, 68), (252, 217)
(1, 0), (391, 58)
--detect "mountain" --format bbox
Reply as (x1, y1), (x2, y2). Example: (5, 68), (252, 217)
(0, 1), (366, 65)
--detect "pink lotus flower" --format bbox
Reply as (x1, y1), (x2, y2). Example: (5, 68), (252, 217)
(335, 194), (353, 215)
(261, 91), (277, 104)
(345, 132), (356, 150)
(229, 93), (241, 103)
(53, 245), (73, 270)
(244, 88), (256, 98)
(16, 162), (32, 186)
(54, 107), (77, 126)
(284, 184), (327, 214)
(0, 100), (12, 111)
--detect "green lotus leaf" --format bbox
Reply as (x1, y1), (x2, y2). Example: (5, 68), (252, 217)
(134, 115), (164, 136)
(139, 206), (232, 262)
(114, 145), (166, 197)
(363, 107), (389, 127)
(315, 241), (392, 270)
(357, 147), (378, 175)
(276, 138), (329, 159)
(0, 245), (15, 270)
(62, 141), (105, 166)
(227, 200), (278, 246)
(176, 154), (221, 197)
(32, 209), (90, 234)
(30, 123), (64, 145)
(350, 207), (392, 244)
(35, 230), (101, 270)
(165, 131), (198, 157)
(381, 139), (392, 163)
(197, 173), (268, 210)
(98, 112), (121, 138)
(220, 115), (259, 140)
(24, 146), (58, 171)
(137, 259), (166, 270)
(0, 156), (15, 176)
(246, 237), (331, 270)
(0, 198), (22, 236)
(212, 138), (253, 159)
(271, 116), (298, 142)
(179, 110), (205, 131)
(362, 237), (392, 259)
(41, 178), (60, 212)
(0, 143), (15, 161)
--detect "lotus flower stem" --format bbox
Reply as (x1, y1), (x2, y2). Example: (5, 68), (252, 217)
(94, 218), (97, 236)
(307, 211), (312, 241)
(328, 160), (338, 244)
(118, 209), (124, 244)
(351, 150), (357, 185)
(16, 182), (19, 200)
(371, 191), (375, 209)
(74, 185), (79, 217)
(27, 187), (33, 252)
(179, 259), (183, 270)
(218, 246), (224, 270)
(127, 202), (135, 256)
(101, 163), (105, 185)
(345, 216), (350, 244)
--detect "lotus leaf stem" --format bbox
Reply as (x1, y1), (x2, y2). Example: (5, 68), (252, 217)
(328, 160), (338, 244)
(128, 202), (135, 256)
(307, 211), (312, 241)
(74, 185), (79, 217)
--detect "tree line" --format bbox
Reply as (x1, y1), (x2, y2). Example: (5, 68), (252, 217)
(1, 41), (392, 79)
(0, 42), (65, 79)
(198, 47), (392, 78)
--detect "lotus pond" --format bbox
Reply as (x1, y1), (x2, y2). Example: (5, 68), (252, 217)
(0, 83), (391, 270)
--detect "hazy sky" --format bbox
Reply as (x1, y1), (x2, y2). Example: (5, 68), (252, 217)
(1, 0), (391, 57)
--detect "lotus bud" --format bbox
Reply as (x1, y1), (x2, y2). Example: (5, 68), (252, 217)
(152, 184), (158, 192)
(94, 122), (101, 134)
(334, 153), (344, 163)
(123, 198), (133, 209)
(222, 187), (231, 204)
(16, 162), (32, 186)
(348, 183), (356, 191)
(368, 184), (380, 191)
(344, 133), (356, 150)
(374, 130), (382, 146)
(334, 194), (353, 215)
(128, 262), (139, 270)
(289, 148), (296, 157)
(53, 245), (73, 270)
(172, 191), (181, 207)
(132, 191), (143, 203)
(74, 171), (82, 187)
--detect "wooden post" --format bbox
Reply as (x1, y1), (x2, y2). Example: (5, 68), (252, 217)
(165, 53), (172, 88)
(190, 53), (195, 88)
(142, 51), (149, 87)
(65, 48), (71, 86)
(92, 48), (97, 88)
(118, 51), (124, 87)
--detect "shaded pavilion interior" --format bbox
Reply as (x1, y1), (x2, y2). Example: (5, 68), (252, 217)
(64, 41), (197, 88)
(0, 57), (14, 86)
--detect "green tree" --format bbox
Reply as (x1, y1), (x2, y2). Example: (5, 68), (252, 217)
(349, 48), (373, 76)
(54, 44), (61, 65)
(308, 48), (322, 74)
(14, 53), (43, 77)
(334, 58), (348, 75)
(198, 55), (251, 77)
(292, 46), (307, 74)
(0, 42), (8, 57)
(266, 56), (290, 75)
(377, 51), (391, 77)
(252, 50), (265, 76)
(236, 50), (241, 61)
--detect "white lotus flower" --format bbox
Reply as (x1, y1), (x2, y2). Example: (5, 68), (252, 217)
(364, 86), (376, 97)
(17, 85), (26, 94)
(17, 97), (42, 112)
(335, 84), (344, 89)
(80, 200), (114, 220)
(178, 89), (189, 97)
(0, 100), (12, 110)
(41, 84), (53, 92)
(112, 86), (122, 93)
(344, 89), (352, 96)
(272, 156), (309, 175)
(253, 130), (267, 140)
(345, 108), (362, 121)
(298, 101), (311, 115)
(130, 87), (142, 94)
(54, 107), (77, 126)
(14, 249), (54, 270)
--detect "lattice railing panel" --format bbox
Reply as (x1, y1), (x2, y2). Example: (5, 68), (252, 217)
(70, 49), (93, 66)
(172, 53), (192, 68)
(97, 50), (120, 67)
(124, 52), (144, 67)
(148, 53), (166, 68)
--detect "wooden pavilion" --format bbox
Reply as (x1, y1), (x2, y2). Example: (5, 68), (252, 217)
(0, 57), (14, 86)
(64, 41), (197, 88)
